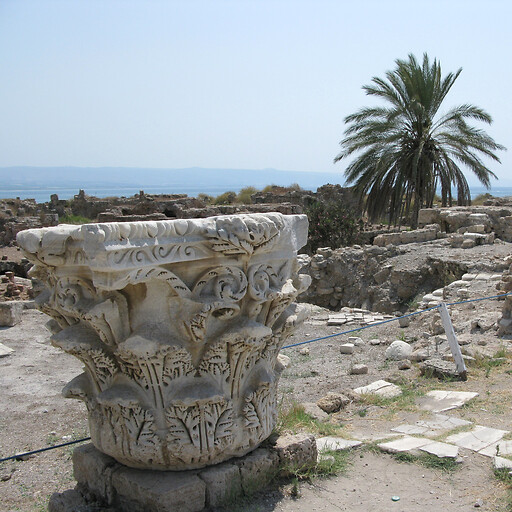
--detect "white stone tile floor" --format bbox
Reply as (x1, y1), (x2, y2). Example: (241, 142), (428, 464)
(419, 390), (479, 412)
(378, 436), (459, 459)
(478, 439), (512, 458)
(353, 380), (402, 398)
(419, 440), (459, 459)
(378, 436), (431, 454)
(493, 456), (512, 470)
(446, 425), (509, 452)
(316, 437), (362, 452)
(391, 414), (472, 438)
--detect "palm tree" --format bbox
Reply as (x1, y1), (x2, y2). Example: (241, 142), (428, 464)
(334, 53), (505, 228)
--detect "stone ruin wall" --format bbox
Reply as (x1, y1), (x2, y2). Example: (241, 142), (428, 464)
(0, 184), (361, 246)
(298, 245), (470, 314)
(4, 191), (512, 318)
(300, 204), (512, 314)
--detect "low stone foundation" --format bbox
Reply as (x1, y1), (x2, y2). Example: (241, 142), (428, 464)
(49, 434), (317, 512)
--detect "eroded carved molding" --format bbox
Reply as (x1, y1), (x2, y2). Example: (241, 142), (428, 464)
(17, 213), (310, 470)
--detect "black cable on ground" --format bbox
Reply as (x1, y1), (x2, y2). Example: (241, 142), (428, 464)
(0, 437), (91, 463)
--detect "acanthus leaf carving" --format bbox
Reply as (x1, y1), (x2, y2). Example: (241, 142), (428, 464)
(16, 213), (310, 470)
(206, 215), (284, 256)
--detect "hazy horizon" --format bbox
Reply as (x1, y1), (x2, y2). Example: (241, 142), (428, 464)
(1, 1), (510, 187)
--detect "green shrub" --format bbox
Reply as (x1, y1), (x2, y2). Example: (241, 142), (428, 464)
(213, 191), (237, 205)
(305, 200), (361, 252)
(59, 214), (93, 225)
(236, 186), (259, 204)
(197, 193), (214, 204)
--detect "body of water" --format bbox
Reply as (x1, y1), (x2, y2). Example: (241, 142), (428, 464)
(0, 184), (511, 204)
(0, 185), (247, 204)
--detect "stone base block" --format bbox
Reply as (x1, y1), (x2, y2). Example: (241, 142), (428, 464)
(51, 439), (315, 511)
(0, 301), (23, 326)
(273, 433), (317, 476)
(48, 489), (89, 512)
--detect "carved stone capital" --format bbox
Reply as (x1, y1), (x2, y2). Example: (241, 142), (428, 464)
(17, 213), (310, 470)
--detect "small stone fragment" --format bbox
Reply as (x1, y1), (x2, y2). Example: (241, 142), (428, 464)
(277, 354), (291, 370)
(398, 316), (411, 328)
(353, 380), (402, 398)
(299, 347), (310, 356)
(474, 499), (484, 508)
(398, 361), (411, 370)
(350, 364), (368, 375)
(385, 340), (412, 360)
(316, 392), (350, 413)
(340, 343), (355, 354)
(0, 343), (14, 357)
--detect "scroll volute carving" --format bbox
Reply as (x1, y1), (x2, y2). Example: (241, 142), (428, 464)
(17, 213), (309, 470)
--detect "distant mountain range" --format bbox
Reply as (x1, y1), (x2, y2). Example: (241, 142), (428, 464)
(0, 166), (346, 191)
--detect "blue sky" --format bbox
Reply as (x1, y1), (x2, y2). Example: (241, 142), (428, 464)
(1, 0), (510, 186)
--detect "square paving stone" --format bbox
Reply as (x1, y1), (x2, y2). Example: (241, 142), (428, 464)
(353, 380), (402, 398)
(316, 437), (362, 452)
(378, 436), (430, 454)
(478, 440), (512, 458)
(391, 424), (429, 435)
(418, 390), (479, 412)
(493, 456), (512, 470)
(419, 441), (459, 459)
(392, 414), (472, 438)
(446, 425), (509, 452)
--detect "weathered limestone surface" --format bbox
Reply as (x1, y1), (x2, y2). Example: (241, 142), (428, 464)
(498, 258), (512, 335)
(17, 213), (310, 470)
(0, 301), (23, 326)
(51, 435), (318, 512)
(273, 433), (317, 475)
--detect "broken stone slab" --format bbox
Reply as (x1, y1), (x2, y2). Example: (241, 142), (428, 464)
(391, 414), (472, 438)
(0, 301), (23, 327)
(493, 456), (512, 470)
(353, 380), (402, 399)
(300, 402), (329, 421)
(479, 440), (512, 458)
(378, 436), (459, 459)
(446, 425), (509, 452)
(378, 436), (430, 454)
(418, 390), (479, 412)
(351, 432), (403, 443)
(0, 343), (14, 357)
(419, 358), (462, 380)
(410, 348), (430, 361)
(316, 436), (362, 453)
(327, 316), (347, 326)
(418, 440), (459, 459)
